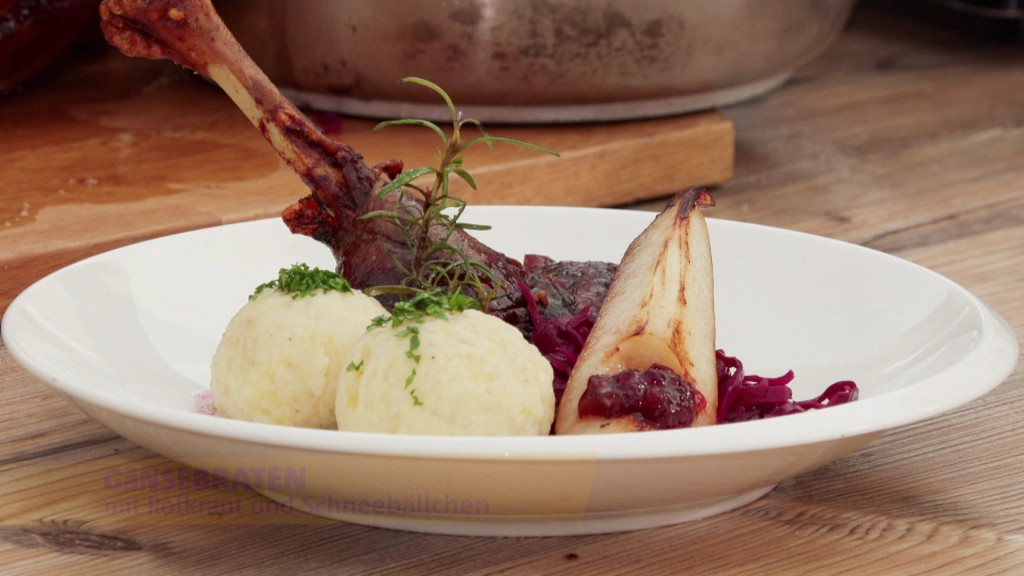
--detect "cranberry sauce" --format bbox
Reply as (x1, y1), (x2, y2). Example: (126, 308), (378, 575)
(577, 364), (706, 430)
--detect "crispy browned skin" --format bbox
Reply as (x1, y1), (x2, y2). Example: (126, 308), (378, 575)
(99, 0), (527, 312)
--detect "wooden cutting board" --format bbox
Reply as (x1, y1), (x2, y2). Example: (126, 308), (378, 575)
(0, 47), (734, 313)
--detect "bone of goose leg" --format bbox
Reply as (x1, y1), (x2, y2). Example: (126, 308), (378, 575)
(98, 0), (529, 315)
(98, 0), (381, 218)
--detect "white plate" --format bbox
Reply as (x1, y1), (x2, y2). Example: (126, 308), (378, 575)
(2, 207), (1018, 536)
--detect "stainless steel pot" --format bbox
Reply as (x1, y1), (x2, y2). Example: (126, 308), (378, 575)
(218, 0), (856, 122)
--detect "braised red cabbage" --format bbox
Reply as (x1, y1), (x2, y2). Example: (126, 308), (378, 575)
(519, 283), (859, 427)
(715, 350), (858, 423)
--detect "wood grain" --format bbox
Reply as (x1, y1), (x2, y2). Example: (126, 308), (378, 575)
(2, 2), (1023, 574)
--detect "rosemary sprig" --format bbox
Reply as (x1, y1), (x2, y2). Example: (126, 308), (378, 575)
(354, 79), (558, 407)
(362, 77), (559, 308)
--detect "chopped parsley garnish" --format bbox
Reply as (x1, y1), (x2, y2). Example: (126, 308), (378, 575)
(251, 263), (352, 300)
(369, 289), (478, 329)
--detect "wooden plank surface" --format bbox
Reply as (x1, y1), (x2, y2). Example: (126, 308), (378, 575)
(0, 47), (733, 315)
(2, 2), (1024, 574)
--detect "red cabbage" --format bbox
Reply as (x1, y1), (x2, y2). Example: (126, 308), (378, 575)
(715, 350), (858, 423)
(518, 282), (859, 427)
(518, 281), (593, 406)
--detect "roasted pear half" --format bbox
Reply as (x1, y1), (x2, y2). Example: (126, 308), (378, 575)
(555, 187), (716, 434)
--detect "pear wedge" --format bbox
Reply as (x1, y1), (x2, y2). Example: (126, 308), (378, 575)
(554, 187), (716, 434)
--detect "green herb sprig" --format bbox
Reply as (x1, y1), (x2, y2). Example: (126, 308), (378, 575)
(363, 77), (559, 308)
(251, 263), (352, 300)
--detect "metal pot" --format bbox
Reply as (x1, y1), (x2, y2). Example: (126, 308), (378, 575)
(218, 0), (855, 122)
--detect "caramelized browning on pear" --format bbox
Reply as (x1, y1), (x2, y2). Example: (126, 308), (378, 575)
(555, 187), (716, 434)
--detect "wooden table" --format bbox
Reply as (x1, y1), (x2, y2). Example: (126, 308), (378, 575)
(2, 3), (1023, 574)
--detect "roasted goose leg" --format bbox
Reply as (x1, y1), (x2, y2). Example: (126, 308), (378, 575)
(99, 0), (528, 314)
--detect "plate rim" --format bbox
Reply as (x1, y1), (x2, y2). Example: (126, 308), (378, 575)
(2, 208), (1018, 462)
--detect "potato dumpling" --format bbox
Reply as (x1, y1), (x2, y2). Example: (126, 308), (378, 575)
(211, 267), (386, 428)
(337, 309), (554, 436)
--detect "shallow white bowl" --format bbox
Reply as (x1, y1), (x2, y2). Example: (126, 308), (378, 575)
(2, 207), (1017, 536)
